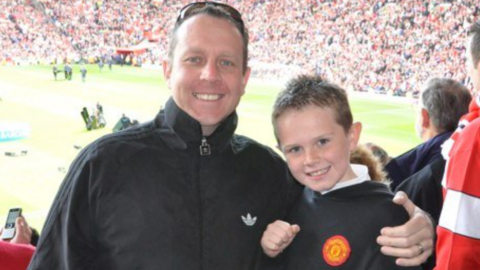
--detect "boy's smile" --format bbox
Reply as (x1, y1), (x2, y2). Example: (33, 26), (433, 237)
(277, 105), (361, 192)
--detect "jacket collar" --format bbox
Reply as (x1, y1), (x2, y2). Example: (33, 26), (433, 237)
(155, 97), (238, 153)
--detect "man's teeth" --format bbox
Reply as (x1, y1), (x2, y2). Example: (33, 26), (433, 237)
(195, 94), (221, 101)
(309, 168), (328, 176)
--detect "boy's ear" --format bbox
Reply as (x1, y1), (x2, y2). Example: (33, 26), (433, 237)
(349, 122), (362, 151)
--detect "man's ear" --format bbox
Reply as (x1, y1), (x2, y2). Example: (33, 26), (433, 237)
(241, 66), (252, 96)
(421, 108), (430, 128)
(162, 60), (172, 88)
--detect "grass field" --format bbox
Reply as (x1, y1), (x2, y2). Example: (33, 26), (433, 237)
(0, 64), (421, 231)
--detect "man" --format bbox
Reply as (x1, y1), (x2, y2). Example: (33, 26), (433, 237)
(385, 78), (471, 190)
(52, 65), (58, 81)
(28, 2), (433, 270)
(435, 21), (480, 269)
(395, 78), (471, 222)
(80, 65), (87, 82)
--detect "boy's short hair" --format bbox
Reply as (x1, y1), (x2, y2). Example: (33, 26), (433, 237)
(272, 74), (353, 140)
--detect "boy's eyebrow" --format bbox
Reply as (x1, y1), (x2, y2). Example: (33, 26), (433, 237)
(280, 133), (335, 150)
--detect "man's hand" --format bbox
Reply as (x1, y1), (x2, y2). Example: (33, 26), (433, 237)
(377, 191), (434, 267)
(261, 220), (300, 258)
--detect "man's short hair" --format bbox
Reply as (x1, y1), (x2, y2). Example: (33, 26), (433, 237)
(468, 21), (480, 68)
(168, 3), (249, 74)
(272, 74), (353, 140)
(421, 77), (472, 133)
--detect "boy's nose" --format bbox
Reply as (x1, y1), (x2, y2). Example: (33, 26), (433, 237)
(303, 149), (320, 166)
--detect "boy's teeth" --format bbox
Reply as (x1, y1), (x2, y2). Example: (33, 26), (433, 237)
(195, 94), (221, 100)
(309, 168), (328, 176)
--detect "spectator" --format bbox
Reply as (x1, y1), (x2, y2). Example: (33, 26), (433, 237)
(27, 2), (433, 270)
(0, 242), (35, 270)
(435, 20), (480, 270)
(385, 78), (471, 190)
(0, 216), (36, 270)
(350, 144), (388, 182)
(1, 0), (478, 92)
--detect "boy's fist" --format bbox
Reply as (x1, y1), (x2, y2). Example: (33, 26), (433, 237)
(261, 220), (300, 258)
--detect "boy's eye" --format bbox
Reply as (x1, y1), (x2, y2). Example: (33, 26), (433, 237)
(317, 139), (329, 146)
(286, 146), (301, 154)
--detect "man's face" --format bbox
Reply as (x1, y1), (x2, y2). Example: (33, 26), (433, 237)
(466, 36), (480, 92)
(276, 105), (361, 192)
(414, 95), (425, 140)
(163, 15), (251, 136)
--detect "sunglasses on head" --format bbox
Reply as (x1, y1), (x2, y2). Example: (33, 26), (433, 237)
(176, 1), (244, 30)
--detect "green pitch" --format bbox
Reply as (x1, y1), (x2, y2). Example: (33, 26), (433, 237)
(0, 65), (421, 231)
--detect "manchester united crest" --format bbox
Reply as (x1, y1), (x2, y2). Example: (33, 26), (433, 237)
(322, 235), (351, 266)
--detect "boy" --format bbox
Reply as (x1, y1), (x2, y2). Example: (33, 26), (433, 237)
(261, 75), (421, 269)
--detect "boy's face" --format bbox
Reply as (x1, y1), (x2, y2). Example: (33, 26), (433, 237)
(276, 105), (361, 192)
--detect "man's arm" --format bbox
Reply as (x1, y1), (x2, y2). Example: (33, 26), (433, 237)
(27, 151), (96, 270)
(377, 191), (435, 267)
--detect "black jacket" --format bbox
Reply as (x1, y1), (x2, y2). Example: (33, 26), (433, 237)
(28, 98), (301, 270)
(385, 132), (451, 190)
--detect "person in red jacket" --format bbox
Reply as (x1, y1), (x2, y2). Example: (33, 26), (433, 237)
(0, 216), (36, 270)
(435, 20), (480, 269)
(0, 241), (35, 270)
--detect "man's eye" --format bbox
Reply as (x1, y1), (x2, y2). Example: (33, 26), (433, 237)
(185, 57), (201, 64)
(220, 59), (234, 67)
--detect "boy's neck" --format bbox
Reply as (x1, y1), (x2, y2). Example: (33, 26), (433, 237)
(320, 164), (369, 195)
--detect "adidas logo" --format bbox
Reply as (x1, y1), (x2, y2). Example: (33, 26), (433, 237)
(241, 213), (257, 226)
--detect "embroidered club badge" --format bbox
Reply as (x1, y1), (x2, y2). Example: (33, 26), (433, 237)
(322, 235), (351, 266)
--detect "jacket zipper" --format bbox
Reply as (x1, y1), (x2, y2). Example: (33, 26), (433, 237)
(197, 136), (211, 269)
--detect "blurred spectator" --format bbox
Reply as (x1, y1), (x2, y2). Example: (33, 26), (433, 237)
(0, 241), (35, 270)
(1, 0), (479, 95)
(0, 216), (36, 270)
(435, 20), (480, 270)
(350, 144), (388, 183)
(385, 78), (471, 190)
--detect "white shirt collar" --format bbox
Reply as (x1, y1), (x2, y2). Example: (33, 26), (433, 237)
(321, 164), (371, 195)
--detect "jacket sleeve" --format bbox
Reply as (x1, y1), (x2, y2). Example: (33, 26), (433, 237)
(436, 119), (480, 270)
(27, 147), (98, 270)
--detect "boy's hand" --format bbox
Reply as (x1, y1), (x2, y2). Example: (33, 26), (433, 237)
(261, 220), (300, 258)
(377, 191), (434, 267)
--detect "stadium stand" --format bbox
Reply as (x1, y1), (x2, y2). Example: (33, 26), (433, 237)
(1, 0), (478, 95)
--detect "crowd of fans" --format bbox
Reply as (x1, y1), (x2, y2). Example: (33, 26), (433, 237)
(0, 0), (479, 94)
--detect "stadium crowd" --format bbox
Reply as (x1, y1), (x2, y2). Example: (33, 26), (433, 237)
(0, 0), (479, 95)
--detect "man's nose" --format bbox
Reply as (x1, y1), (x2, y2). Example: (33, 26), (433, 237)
(200, 61), (221, 82)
